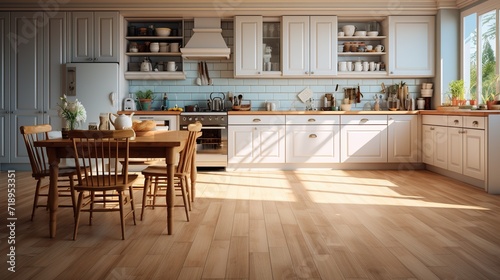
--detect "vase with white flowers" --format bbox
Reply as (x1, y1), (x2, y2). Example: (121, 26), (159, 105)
(58, 95), (87, 130)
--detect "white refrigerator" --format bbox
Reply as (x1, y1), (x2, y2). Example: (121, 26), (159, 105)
(63, 63), (119, 130)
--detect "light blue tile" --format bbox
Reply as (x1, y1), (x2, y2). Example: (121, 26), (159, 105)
(243, 79), (259, 85)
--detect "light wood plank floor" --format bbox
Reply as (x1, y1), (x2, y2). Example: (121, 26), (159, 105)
(1, 169), (500, 279)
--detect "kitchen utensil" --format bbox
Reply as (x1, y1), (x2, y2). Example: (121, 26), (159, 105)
(205, 62), (212, 85)
(140, 57), (152, 72)
(238, 94), (243, 106)
(210, 92), (226, 112)
(297, 88), (313, 103)
(201, 62), (207, 85)
(123, 97), (136, 111)
(196, 62), (202, 86)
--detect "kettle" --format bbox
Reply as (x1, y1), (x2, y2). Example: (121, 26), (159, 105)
(109, 112), (134, 130)
(141, 57), (152, 72)
(209, 92), (225, 112)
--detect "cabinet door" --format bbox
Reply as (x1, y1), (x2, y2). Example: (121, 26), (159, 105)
(94, 12), (118, 62)
(234, 16), (263, 76)
(286, 125), (340, 163)
(254, 125), (286, 163)
(341, 125), (387, 163)
(71, 12), (94, 62)
(310, 16), (337, 76)
(388, 16), (434, 76)
(282, 16), (309, 76)
(0, 12), (9, 163)
(387, 115), (418, 162)
(10, 12), (45, 163)
(463, 129), (485, 180)
(228, 125), (255, 164)
(422, 125), (434, 165)
(44, 12), (67, 129)
(433, 126), (448, 170)
(447, 127), (462, 174)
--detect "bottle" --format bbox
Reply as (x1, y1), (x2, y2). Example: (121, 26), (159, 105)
(162, 93), (169, 110)
(356, 84), (362, 103)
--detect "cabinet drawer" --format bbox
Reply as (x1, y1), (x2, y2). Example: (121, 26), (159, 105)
(228, 115), (285, 125)
(463, 116), (485, 129)
(286, 115), (340, 125)
(447, 116), (463, 127)
(341, 115), (387, 125)
(422, 115), (447, 125)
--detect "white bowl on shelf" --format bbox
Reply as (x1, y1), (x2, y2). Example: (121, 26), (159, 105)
(421, 89), (433, 97)
(342, 25), (355, 36)
(155, 28), (171, 37)
(354, 31), (367, 36)
(367, 31), (379, 36)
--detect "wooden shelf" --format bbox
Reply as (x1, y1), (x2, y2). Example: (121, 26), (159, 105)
(126, 52), (181, 56)
(125, 36), (183, 40)
(124, 71), (186, 80)
(338, 52), (386, 56)
(338, 36), (386, 40)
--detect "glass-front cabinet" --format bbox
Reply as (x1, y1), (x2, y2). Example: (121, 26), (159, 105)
(234, 16), (281, 77)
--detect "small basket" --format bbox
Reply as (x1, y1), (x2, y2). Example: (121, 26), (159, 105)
(232, 100), (251, 111)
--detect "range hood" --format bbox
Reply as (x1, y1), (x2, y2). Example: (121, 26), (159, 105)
(180, 18), (231, 60)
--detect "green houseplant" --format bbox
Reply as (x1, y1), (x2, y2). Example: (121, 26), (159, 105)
(448, 79), (465, 105)
(481, 74), (499, 107)
(135, 90), (154, 110)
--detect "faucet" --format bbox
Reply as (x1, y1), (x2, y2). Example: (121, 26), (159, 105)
(305, 98), (314, 111)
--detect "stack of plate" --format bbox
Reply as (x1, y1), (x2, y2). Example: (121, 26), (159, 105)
(421, 83), (433, 97)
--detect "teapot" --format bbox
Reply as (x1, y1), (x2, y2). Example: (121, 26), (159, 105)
(141, 58), (152, 72)
(209, 92), (225, 112)
(109, 112), (134, 130)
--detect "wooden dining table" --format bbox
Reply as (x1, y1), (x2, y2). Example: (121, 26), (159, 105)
(34, 130), (197, 238)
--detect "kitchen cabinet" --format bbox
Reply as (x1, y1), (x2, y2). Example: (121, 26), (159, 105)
(1, 12), (67, 165)
(70, 12), (119, 62)
(124, 18), (185, 80)
(337, 19), (388, 77)
(285, 115), (340, 163)
(387, 115), (418, 162)
(234, 16), (281, 77)
(282, 16), (337, 76)
(0, 12), (9, 164)
(228, 115), (286, 164)
(422, 116), (448, 169)
(340, 115), (387, 163)
(447, 116), (485, 180)
(388, 16), (435, 76)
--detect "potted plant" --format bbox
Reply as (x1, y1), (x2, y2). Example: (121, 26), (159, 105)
(135, 90), (155, 110)
(469, 91), (477, 106)
(448, 79), (465, 106)
(481, 74), (499, 108)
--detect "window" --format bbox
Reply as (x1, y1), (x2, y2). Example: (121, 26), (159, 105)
(462, 1), (499, 104)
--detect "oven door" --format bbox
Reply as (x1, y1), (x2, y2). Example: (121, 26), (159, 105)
(181, 125), (227, 167)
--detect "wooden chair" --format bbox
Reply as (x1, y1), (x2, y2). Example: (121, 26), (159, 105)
(20, 124), (80, 221)
(140, 122), (202, 221)
(69, 129), (137, 240)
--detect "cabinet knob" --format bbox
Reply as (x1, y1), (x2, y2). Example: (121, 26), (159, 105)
(309, 134), (317, 138)
(258, 71), (261, 74)
(38, 111), (42, 114)
(360, 118), (369, 123)
(87, 58), (93, 61)
(305, 71), (309, 75)
(454, 120), (459, 125)
(430, 127), (435, 131)
(473, 121), (479, 127)
(307, 118), (316, 122)
(310, 72), (314, 75)
(94, 58), (98, 61)
(253, 118), (261, 122)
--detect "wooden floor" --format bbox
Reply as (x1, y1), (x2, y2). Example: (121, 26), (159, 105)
(1, 169), (500, 279)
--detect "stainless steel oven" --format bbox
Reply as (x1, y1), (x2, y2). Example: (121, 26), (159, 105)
(180, 112), (227, 168)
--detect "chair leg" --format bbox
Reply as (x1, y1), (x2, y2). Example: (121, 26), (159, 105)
(68, 175), (77, 219)
(185, 177), (192, 211)
(31, 179), (43, 221)
(128, 186), (136, 225)
(180, 177), (190, 222)
(89, 192), (95, 226)
(152, 176), (160, 209)
(73, 192), (84, 241)
(141, 175), (151, 221)
(118, 192), (126, 240)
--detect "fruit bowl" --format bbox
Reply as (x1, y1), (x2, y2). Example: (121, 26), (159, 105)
(155, 28), (171, 37)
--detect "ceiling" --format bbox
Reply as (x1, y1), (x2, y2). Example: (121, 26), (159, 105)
(0, 0), (481, 17)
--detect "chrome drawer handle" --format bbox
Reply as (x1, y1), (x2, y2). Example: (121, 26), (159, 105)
(309, 134), (317, 138)
(253, 118), (261, 122)
(308, 118), (316, 122)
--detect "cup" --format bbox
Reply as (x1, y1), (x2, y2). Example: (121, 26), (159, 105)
(338, 31), (344, 37)
(354, 61), (363, 72)
(366, 45), (373, 51)
(417, 98), (425, 110)
(375, 62), (380, 71)
(170, 42), (180, 53)
(337, 45), (344, 53)
(362, 61), (369, 71)
(150, 42), (159, 52)
(166, 61), (178, 72)
(369, 61), (375, 71)
(346, 61), (353, 71)
(338, 61), (347, 72)
(375, 45), (385, 52)
(159, 42), (169, 52)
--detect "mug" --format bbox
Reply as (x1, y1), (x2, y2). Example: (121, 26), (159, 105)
(150, 42), (159, 52)
(346, 61), (353, 71)
(366, 45), (373, 51)
(369, 61), (375, 71)
(166, 61), (178, 72)
(170, 42), (180, 53)
(159, 42), (169, 52)
(338, 61), (347, 72)
(362, 61), (369, 71)
(375, 45), (385, 52)
(354, 61), (363, 72)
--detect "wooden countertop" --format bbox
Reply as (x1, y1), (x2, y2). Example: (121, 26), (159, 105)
(419, 110), (500, 116)
(229, 110), (419, 115)
(117, 111), (181, 115)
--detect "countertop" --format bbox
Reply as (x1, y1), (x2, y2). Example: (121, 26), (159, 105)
(118, 110), (500, 116)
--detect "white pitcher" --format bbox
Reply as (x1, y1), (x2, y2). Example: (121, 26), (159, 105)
(109, 112), (134, 130)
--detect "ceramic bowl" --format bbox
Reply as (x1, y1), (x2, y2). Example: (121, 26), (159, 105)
(367, 31), (379, 36)
(354, 31), (367, 36)
(421, 89), (433, 97)
(155, 28), (171, 36)
(342, 25), (355, 36)
(341, 104), (352, 111)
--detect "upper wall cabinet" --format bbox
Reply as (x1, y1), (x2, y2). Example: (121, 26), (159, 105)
(388, 16), (435, 77)
(234, 16), (281, 77)
(282, 16), (337, 77)
(70, 12), (119, 62)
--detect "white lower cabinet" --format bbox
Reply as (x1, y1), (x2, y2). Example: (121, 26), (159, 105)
(387, 115), (418, 162)
(422, 125), (448, 169)
(285, 115), (340, 163)
(228, 115), (286, 164)
(340, 115), (388, 163)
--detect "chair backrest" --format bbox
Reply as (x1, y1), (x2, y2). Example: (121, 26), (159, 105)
(176, 122), (202, 174)
(19, 124), (53, 177)
(69, 130), (135, 186)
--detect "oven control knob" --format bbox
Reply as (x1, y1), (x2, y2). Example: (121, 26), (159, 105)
(201, 117), (204, 121)
(194, 117), (198, 121)
(182, 117), (186, 121)
(215, 117), (218, 121)
(221, 117), (225, 121)
(189, 117), (193, 121)
(208, 117), (212, 121)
